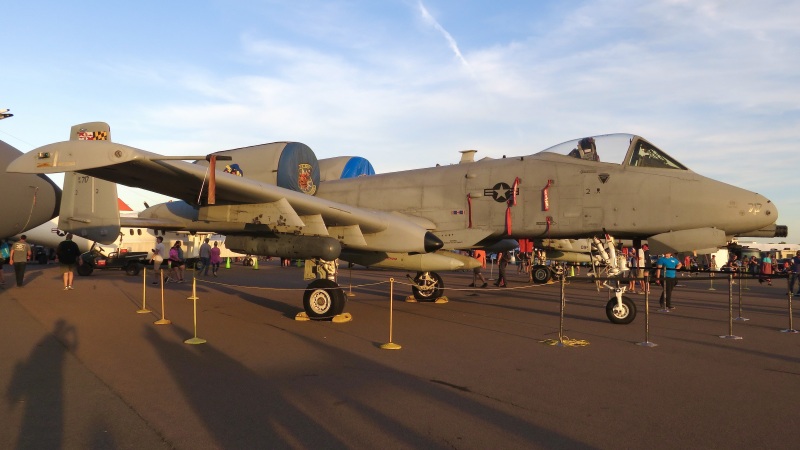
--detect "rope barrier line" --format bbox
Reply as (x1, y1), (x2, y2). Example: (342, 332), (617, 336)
(193, 277), (554, 293)
(194, 278), (391, 291)
(392, 279), (553, 292)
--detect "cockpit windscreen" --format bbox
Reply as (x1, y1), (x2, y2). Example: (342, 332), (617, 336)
(538, 133), (688, 170)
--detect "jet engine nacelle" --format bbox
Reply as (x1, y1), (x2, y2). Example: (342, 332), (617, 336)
(225, 234), (341, 261)
(195, 142), (321, 195)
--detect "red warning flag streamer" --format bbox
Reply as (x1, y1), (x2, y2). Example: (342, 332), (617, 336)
(505, 177), (521, 235)
(208, 155), (217, 205)
(542, 179), (552, 211)
(510, 177), (520, 206)
(467, 194), (473, 228)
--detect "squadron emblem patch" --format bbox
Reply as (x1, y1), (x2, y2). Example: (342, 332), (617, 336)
(77, 130), (108, 140)
(223, 164), (244, 176)
(298, 163), (317, 195)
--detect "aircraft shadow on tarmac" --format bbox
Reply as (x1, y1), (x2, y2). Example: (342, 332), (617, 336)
(142, 322), (590, 448)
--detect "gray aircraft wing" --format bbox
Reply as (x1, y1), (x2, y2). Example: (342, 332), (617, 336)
(9, 140), (442, 254)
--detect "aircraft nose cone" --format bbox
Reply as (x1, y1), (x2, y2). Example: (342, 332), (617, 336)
(763, 198), (778, 223)
(424, 232), (444, 253)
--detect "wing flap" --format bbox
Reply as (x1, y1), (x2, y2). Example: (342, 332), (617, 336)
(328, 225), (369, 248)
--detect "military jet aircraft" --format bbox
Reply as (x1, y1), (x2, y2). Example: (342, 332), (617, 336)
(0, 139), (61, 239)
(8, 124), (783, 324)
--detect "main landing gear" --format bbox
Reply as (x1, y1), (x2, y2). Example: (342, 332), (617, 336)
(303, 279), (347, 319)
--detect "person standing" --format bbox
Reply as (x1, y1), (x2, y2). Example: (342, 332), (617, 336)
(656, 251), (682, 309)
(210, 241), (222, 277)
(469, 250), (488, 288)
(151, 236), (166, 285)
(168, 241), (185, 282)
(0, 239), (9, 287)
(790, 251), (800, 295)
(495, 251), (508, 287)
(9, 235), (32, 287)
(56, 233), (81, 290)
(639, 244), (651, 294)
(759, 254), (773, 286)
(198, 238), (212, 276)
(628, 247), (639, 294)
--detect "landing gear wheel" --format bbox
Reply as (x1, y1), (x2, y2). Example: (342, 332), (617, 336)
(531, 265), (551, 284)
(412, 271), (444, 301)
(125, 262), (141, 276)
(77, 264), (93, 276)
(606, 296), (636, 324)
(303, 279), (347, 319)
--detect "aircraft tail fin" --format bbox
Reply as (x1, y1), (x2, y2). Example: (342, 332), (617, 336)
(70, 121), (111, 142)
(58, 122), (120, 244)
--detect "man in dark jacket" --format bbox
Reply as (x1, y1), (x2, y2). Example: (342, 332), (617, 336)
(56, 233), (80, 290)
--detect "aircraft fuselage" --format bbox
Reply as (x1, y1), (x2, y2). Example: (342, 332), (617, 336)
(316, 151), (775, 247)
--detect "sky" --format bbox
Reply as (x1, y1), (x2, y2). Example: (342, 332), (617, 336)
(1, 0), (798, 245)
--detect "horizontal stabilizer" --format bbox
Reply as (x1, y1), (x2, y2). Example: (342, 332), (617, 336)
(59, 172), (120, 245)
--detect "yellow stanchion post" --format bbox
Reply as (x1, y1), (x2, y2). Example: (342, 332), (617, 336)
(187, 272), (198, 301)
(137, 266), (151, 314)
(556, 273), (566, 347)
(719, 273), (742, 340)
(185, 275), (206, 344)
(346, 266), (355, 297)
(780, 277), (798, 333)
(735, 273), (749, 322)
(225, 257), (231, 269)
(636, 275), (657, 347)
(154, 269), (171, 325)
(381, 278), (401, 350)
(253, 258), (259, 270)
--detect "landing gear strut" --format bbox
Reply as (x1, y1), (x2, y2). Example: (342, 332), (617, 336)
(410, 271), (444, 301)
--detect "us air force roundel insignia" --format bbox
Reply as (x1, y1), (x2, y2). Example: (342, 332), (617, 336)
(484, 182), (518, 203)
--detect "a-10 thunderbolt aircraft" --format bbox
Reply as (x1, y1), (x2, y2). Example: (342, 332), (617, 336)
(8, 123), (784, 323)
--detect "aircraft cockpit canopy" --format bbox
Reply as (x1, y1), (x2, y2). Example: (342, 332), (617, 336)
(539, 133), (688, 170)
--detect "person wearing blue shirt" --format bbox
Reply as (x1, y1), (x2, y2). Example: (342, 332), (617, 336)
(656, 251), (683, 309)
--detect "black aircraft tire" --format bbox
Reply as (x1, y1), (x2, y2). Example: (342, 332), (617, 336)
(412, 272), (444, 302)
(531, 265), (551, 284)
(77, 264), (93, 276)
(303, 279), (347, 319)
(606, 296), (636, 325)
(125, 262), (141, 276)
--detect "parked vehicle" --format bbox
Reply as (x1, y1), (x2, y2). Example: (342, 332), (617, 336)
(76, 245), (149, 276)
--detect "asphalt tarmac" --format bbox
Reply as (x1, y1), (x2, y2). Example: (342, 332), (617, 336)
(1, 261), (799, 449)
